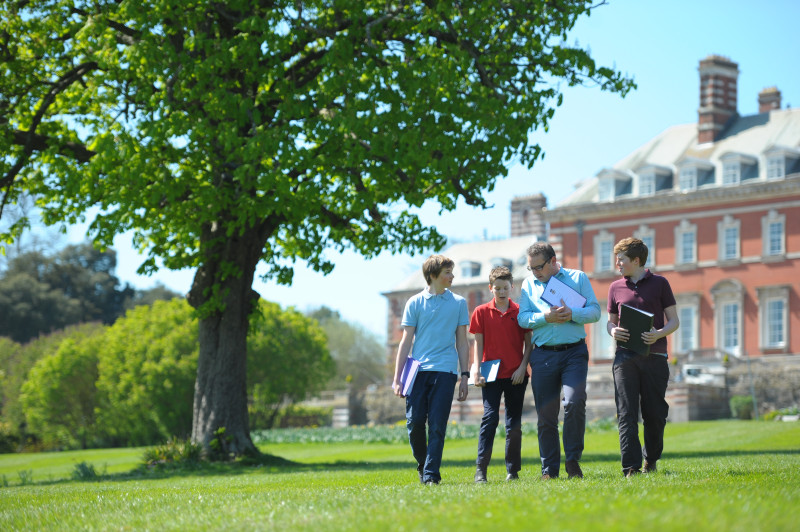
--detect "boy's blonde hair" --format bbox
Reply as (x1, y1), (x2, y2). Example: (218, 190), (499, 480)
(422, 254), (455, 285)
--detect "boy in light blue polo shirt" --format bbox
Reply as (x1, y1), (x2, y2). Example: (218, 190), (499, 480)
(391, 254), (470, 485)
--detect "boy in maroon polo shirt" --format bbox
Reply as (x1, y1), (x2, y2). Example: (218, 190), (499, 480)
(469, 266), (532, 482)
(606, 238), (679, 477)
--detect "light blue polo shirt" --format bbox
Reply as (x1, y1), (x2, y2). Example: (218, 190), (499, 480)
(402, 288), (469, 374)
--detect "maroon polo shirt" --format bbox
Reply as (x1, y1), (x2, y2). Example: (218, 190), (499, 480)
(469, 299), (528, 379)
(607, 270), (676, 354)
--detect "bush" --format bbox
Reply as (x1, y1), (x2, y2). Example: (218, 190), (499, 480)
(276, 405), (332, 428)
(142, 438), (203, 468)
(730, 395), (755, 420)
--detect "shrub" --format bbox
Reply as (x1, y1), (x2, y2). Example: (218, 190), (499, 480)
(730, 395), (754, 420)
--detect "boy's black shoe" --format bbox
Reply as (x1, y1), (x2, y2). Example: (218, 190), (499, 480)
(417, 464), (424, 484)
(643, 460), (657, 473)
(506, 472), (519, 481)
(474, 466), (487, 483)
(566, 460), (583, 479)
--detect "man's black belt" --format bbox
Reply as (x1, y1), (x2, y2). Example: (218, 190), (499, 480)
(538, 339), (585, 351)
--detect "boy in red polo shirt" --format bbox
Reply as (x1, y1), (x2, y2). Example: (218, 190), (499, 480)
(470, 266), (532, 482)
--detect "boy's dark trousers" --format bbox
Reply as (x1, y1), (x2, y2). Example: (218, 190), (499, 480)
(406, 370), (458, 483)
(476, 376), (528, 474)
(612, 348), (670, 472)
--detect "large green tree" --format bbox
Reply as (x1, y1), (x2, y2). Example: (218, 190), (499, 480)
(0, 1), (634, 454)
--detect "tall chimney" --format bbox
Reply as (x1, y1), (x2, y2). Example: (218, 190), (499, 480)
(697, 55), (739, 144)
(758, 87), (781, 113)
(510, 193), (546, 238)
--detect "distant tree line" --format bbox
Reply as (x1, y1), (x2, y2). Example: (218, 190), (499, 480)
(0, 242), (179, 343)
(0, 242), (385, 452)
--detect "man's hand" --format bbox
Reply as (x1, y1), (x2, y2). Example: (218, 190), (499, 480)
(392, 380), (403, 397)
(545, 300), (572, 323)
(457, 376), (469, 401)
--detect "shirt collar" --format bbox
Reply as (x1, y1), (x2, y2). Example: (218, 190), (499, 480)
(422, 288), (451, 300)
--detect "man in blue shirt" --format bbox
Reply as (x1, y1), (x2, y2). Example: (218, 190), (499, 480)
(392, 254), (470, 485)
(518, 242), (600, 480)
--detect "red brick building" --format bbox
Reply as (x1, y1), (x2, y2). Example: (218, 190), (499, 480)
(380, 55), (800, 421)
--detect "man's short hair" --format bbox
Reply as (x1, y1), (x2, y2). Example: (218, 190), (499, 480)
(613, 237), (648, 266)
(526, 241), (555, 261)
(422, 254), (455, 285)
(489, 266), (513, 285)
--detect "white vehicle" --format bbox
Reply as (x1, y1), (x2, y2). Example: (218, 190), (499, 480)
(681, 364), (726, 386)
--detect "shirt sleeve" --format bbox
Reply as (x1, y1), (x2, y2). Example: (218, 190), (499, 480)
(458, 298), (470, 326)
(469, 306), (484, 335)
(517, 277), (544, 329)
(571, 271), (601, 325)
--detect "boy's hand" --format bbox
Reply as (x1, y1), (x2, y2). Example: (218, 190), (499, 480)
(457, 376), (469, 401)
(511, 365), (526, 385)
(391, 380), (403, 397)
(471, 368), (485, 388)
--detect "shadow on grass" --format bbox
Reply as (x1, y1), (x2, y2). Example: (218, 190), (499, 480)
(15, 447), (799, 488)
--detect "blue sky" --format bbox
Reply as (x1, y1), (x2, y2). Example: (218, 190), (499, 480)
(66, 0), (800, 341)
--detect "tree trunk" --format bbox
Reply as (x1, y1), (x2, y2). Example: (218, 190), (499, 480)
(188, 221), (266, 457)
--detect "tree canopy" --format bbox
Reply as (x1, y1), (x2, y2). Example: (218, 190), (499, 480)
(0, 0), (635, 454)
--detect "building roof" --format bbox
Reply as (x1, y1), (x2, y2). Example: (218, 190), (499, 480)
(558, 107), (800, 207)
(387, 234), (537, 293)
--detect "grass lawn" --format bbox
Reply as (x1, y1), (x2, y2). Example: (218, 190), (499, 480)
(0, 420), (798, 531)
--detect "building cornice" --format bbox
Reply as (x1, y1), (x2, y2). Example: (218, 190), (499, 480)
(545, 173), (800, 225)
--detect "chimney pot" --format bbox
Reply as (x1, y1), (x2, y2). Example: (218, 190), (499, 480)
(758, 86), (781, 113)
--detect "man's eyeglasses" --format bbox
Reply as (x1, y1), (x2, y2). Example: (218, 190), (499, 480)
(526, 257), (552, 272)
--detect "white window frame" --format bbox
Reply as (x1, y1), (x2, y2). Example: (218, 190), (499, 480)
(593, 230), (615, 274)
(766, 155), (785, 180)
(639, 173), (655, 196)
(756, 286), (789, 351)
(634, 225), (656, 269)
(711, 280), (744, 358)
(674, 220), (697, 266)
(598, 179), (614, 202)
(722, 160), (740, 185)
(675, 292), (700, 355)
(761, 209), (786, 258)
(679, 167), (697, 191)
(593, 307), (616, 360)
(717, 215), (740, 262)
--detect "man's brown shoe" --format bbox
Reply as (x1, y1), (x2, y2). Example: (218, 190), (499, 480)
(643, 460), (657, 473)
(541, 473), (552, 480)
(566, 460), (583, 479)
(625, 468), (642, 478)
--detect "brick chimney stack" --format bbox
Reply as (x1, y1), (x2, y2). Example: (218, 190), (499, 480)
(758, 87), (781, 113)
(697, 55), (739, 144)
(510, 194), (546, 238)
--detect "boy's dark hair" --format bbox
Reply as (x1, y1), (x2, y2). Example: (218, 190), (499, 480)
(422, 254), (455, 285)
(489, 266), (513, 285)
(613, 237), (648, 266)
(526, 241), (556, 261)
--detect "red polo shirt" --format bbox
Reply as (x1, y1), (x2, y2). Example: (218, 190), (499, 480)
(469, 299), (529, 379)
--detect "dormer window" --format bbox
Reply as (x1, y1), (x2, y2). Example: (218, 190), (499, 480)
(764, 145), (800, 180)
(677, 158), (714, 190)
(489, 257), (513, 270)
(460, 261), (481, 278)
(635, 165), (673, 196)
(596, 169), (632, 202)
(720, 152), (758, 185)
